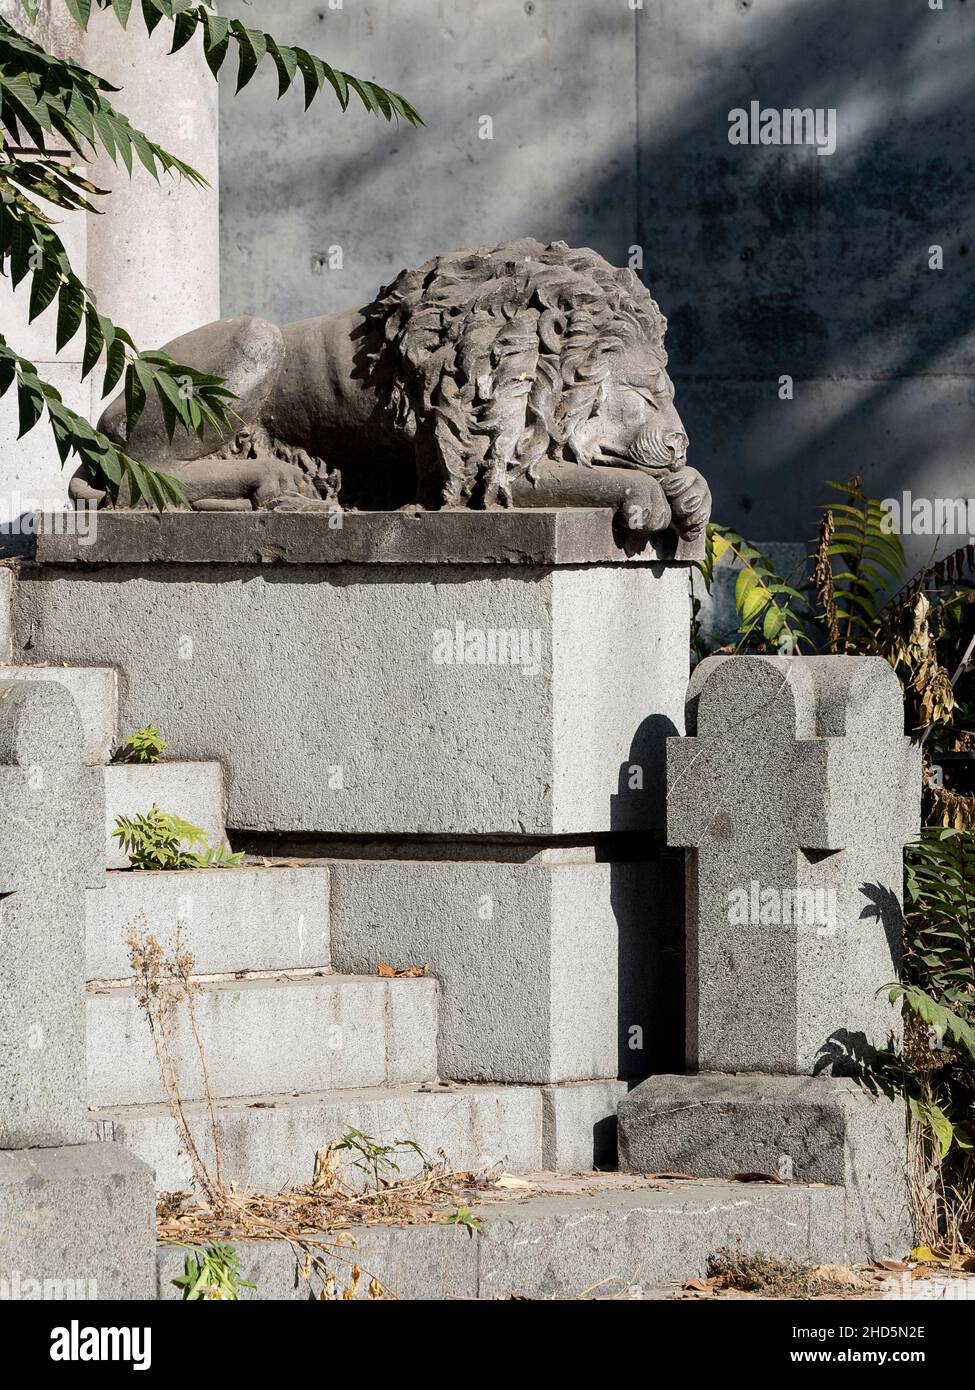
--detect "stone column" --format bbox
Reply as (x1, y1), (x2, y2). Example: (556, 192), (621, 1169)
(0, 2), (91, 522)
(84, 7), (220, 354)
(0, 679), (154, 1297)
(0, 3), (219, 523)
(618, 654), (921, 1258)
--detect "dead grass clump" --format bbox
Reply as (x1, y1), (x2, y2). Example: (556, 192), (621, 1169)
(707, 1248), (866, 1299)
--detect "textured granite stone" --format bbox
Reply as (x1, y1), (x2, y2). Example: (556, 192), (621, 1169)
(0, 1143), (155, 1301)
(30, 507), (700, 566)
(669, 655), (920, 1073)
(0, 681), (104, 1147)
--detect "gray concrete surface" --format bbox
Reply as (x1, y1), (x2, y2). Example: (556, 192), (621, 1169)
(0, 1143), (155, 1300)
(155, 1176), (858, 1299)
(541, 1080), (631, 1171)
(86, 865), (330, 981)
(0, 2), (220, 520)
(669, 655), (920, 1074)
(0, 665), (117, 765)
(329, 856), (684, 1083)
(0, 681), (104, 1148)
(0, 568), (10, 660)
(13, 556), (689, 836)
(93, 1078), (642, 1189)
(83, 6), (220, 353)
(93, 1082), (545, 1192)
(29, 507), (696, 566)
(216, 0), (975, 563)
(0, 668), (157, 1297)
(103, 761), (226, 870)
(86, 973), (439, 1107)
(0, 1), (90, 519)
(618, 1072), (912, 1262)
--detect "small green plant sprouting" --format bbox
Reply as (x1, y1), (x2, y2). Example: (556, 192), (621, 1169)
(443, 1206), (483, 1234)
(334, 1128), (427, 1190)
(112, 725), (168, 765)
(113, 805), (244, 870)
(693, 525), (815, 659)
(170, 1245), (255, 1301)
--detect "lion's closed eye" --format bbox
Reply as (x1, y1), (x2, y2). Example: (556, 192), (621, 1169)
(627, 384), (661, 407)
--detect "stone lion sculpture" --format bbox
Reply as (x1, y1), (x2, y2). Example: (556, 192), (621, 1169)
(71, 238), (710, 550)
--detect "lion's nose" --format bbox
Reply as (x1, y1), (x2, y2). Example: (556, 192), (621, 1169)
(663, 430), (688, 469)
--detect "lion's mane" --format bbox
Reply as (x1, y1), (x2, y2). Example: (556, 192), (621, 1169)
(362, 238), (670, 506)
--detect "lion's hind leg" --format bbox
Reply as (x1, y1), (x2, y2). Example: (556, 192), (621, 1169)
(71, 316), (286, 506)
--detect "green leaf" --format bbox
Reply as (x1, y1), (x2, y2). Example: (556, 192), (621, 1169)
(64, 0), (93, 29)
(231, 23), (267, 94)
(169, 10), (197, 54)
(926, 1103), (954, 1160)
(141, 0), (167, 37)
(202, 11), (230, 76)
(130, 129), (161, 180)
(266, 38), (298, 99)
(55, 280), (85, 351)
(16, 375), (44, 435)
(102, 334), (127, 397)
(0, 353), (16, 398)
(27, 248), (59, 320)
(81, 303), (105, 378)
(124, 357), (152, 432)
(443, 1206), (483, 1233)
(346, 74), (379, 116)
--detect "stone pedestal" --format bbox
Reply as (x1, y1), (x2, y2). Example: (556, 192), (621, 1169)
(329, 850), (684, 1084)
(619, 654), (921, 1257)
(19, 510), (690, 837)
(14, 509), (693, 1089)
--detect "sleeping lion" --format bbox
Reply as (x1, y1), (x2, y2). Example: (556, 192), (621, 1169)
(71, 239), (710, 552)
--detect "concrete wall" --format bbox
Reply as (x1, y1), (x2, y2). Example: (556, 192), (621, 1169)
(218, 0), (975, 555)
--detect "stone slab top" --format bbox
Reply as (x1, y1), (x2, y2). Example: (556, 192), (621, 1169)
(26, 509), (702, 568)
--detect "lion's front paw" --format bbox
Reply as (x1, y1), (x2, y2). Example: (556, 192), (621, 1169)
(616, 476), (672, 535)
(658, 466), (711, 541)
(252, 462), (320, 509)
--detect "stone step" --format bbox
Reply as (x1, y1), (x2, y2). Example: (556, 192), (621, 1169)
(92, 1082), (544, 1191)
(90, 1078), (630, 1190)
(154, 1173), (862, 1300)
(86, 973), (439, 1107)
(86, 865), (330, 981)
(103, 761), (225, 869)
(0, 664), (117, 764)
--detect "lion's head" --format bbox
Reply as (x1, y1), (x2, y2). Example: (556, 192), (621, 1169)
(363, 238), (689, 507)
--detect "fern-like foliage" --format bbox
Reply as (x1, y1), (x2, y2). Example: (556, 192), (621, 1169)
(875, 829), (975, 1158)
(0, 1), (420, 506)
(904, 830), (975, 1025)
(693, 523), (817, 657)
(813, 477), (906, 654)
